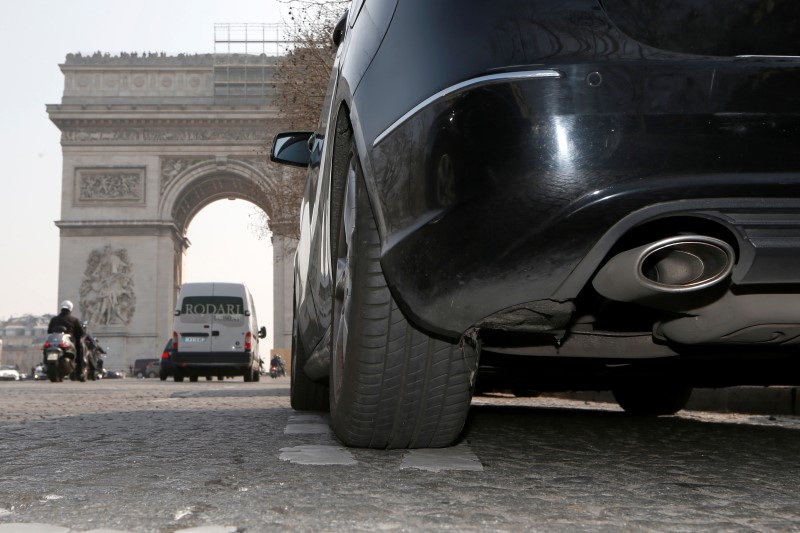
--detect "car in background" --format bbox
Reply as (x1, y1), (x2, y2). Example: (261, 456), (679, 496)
(144, 360), (160, 378)
(102, 369), (126, 379)
(0, 366), (21, 381)
(271, 0), (800, 449)
(159, 339), (174, 381)
(132, 358), (158, 378)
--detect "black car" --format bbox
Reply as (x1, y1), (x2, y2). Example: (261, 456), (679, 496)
(132, 358), (159, 379)
(271, 0), (800, 449)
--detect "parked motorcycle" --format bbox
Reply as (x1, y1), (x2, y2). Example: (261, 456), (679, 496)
(42, 327), (78, 382)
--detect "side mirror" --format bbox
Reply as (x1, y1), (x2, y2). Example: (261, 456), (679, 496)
(259, 326), (267, 339)
(332, 9), (349, 47)
(270, 132), (315, 167)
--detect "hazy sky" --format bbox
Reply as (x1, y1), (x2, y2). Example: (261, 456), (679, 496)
(1, 0), (292, 347)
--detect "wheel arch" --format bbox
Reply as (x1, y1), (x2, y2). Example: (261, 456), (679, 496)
(328, 102), (356, 270)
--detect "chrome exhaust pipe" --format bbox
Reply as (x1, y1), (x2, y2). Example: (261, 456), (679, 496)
(591, 236), (735, 307)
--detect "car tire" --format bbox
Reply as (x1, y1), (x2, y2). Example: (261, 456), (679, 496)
(612, 385), (693, 416)
(329, 146), (478, 449)
(160, 371), (168, 381)
(291, 308), (330, 411)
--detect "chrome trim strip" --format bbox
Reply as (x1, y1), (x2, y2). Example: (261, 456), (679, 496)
(736, 55), (800, 59)
(372, 69), (562, 147)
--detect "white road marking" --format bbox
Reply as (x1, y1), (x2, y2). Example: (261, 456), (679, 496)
(284, 423), (330, 434)
(0, 525), (70, 533)
(288, 414), (329, 423)
(283, 412), (484, 471)
(279, 444), (357, 466)
(0, 525), (239, 533)
(172, 526), (239, 533)
(400, 444), (484, 472)
(84, 528), (147, 533)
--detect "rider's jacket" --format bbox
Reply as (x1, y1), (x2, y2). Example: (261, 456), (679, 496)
(48, 311), (84, 343)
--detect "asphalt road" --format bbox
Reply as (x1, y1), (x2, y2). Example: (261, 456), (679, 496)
(1, 379), (799, 532)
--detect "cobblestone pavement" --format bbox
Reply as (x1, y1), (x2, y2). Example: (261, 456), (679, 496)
(0, 379), (799, 532)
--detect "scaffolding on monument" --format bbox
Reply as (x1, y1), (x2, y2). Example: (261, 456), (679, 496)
(213, 23), (292, 104)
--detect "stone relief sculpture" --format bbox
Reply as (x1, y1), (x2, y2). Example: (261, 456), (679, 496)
(79, 245), (136, 327)
(161, 158), (209, 193)
(79, 171), (143, 201)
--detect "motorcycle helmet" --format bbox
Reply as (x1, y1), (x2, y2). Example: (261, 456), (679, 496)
(60, 300), (74, 312)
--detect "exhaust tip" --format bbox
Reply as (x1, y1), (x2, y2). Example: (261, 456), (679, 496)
(637, 236), (734, 292)
(592, 235), (736, 305)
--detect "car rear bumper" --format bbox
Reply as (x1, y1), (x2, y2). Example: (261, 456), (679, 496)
(368, 60), (800, 339)
(171, 352), (255, 375)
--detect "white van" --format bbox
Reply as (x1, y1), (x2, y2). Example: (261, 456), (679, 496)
(171, 282), (267, 382)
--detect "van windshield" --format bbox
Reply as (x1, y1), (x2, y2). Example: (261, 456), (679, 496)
(180, 296), (245, 325)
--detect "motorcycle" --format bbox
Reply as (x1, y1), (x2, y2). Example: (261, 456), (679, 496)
(83, 326), (105, 381)
(269, 360), (286, 379)
(42, 327), (78, 382)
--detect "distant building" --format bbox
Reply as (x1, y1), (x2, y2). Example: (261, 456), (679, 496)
(0, 315), (52, 374)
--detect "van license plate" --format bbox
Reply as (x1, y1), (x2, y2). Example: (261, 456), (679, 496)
(46, 352), (59, 361)
(183, 337), (206, 343)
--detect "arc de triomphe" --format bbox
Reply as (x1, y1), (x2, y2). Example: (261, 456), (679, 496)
(46, 53), (296, 369)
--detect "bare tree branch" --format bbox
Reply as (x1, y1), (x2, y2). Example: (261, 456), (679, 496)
(257, 1), (347, 243)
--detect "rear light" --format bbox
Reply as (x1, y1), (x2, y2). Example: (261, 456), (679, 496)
(43, 342), (50, 348)
(59, 343), (68, 349)
(161, 352), (169, 360)
(172, 331), (178, 351)
(245, 331), (252, 351)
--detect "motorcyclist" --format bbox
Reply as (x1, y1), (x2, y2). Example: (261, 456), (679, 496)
(47, 300), (86, 381)
(270, 353), (286, 376)
(84, 333), (106, 379)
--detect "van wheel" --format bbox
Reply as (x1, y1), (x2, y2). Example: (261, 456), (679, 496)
(244, 370), (252, 382)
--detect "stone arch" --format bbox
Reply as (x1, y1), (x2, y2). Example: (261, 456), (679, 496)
(159, 157), (282, 234)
